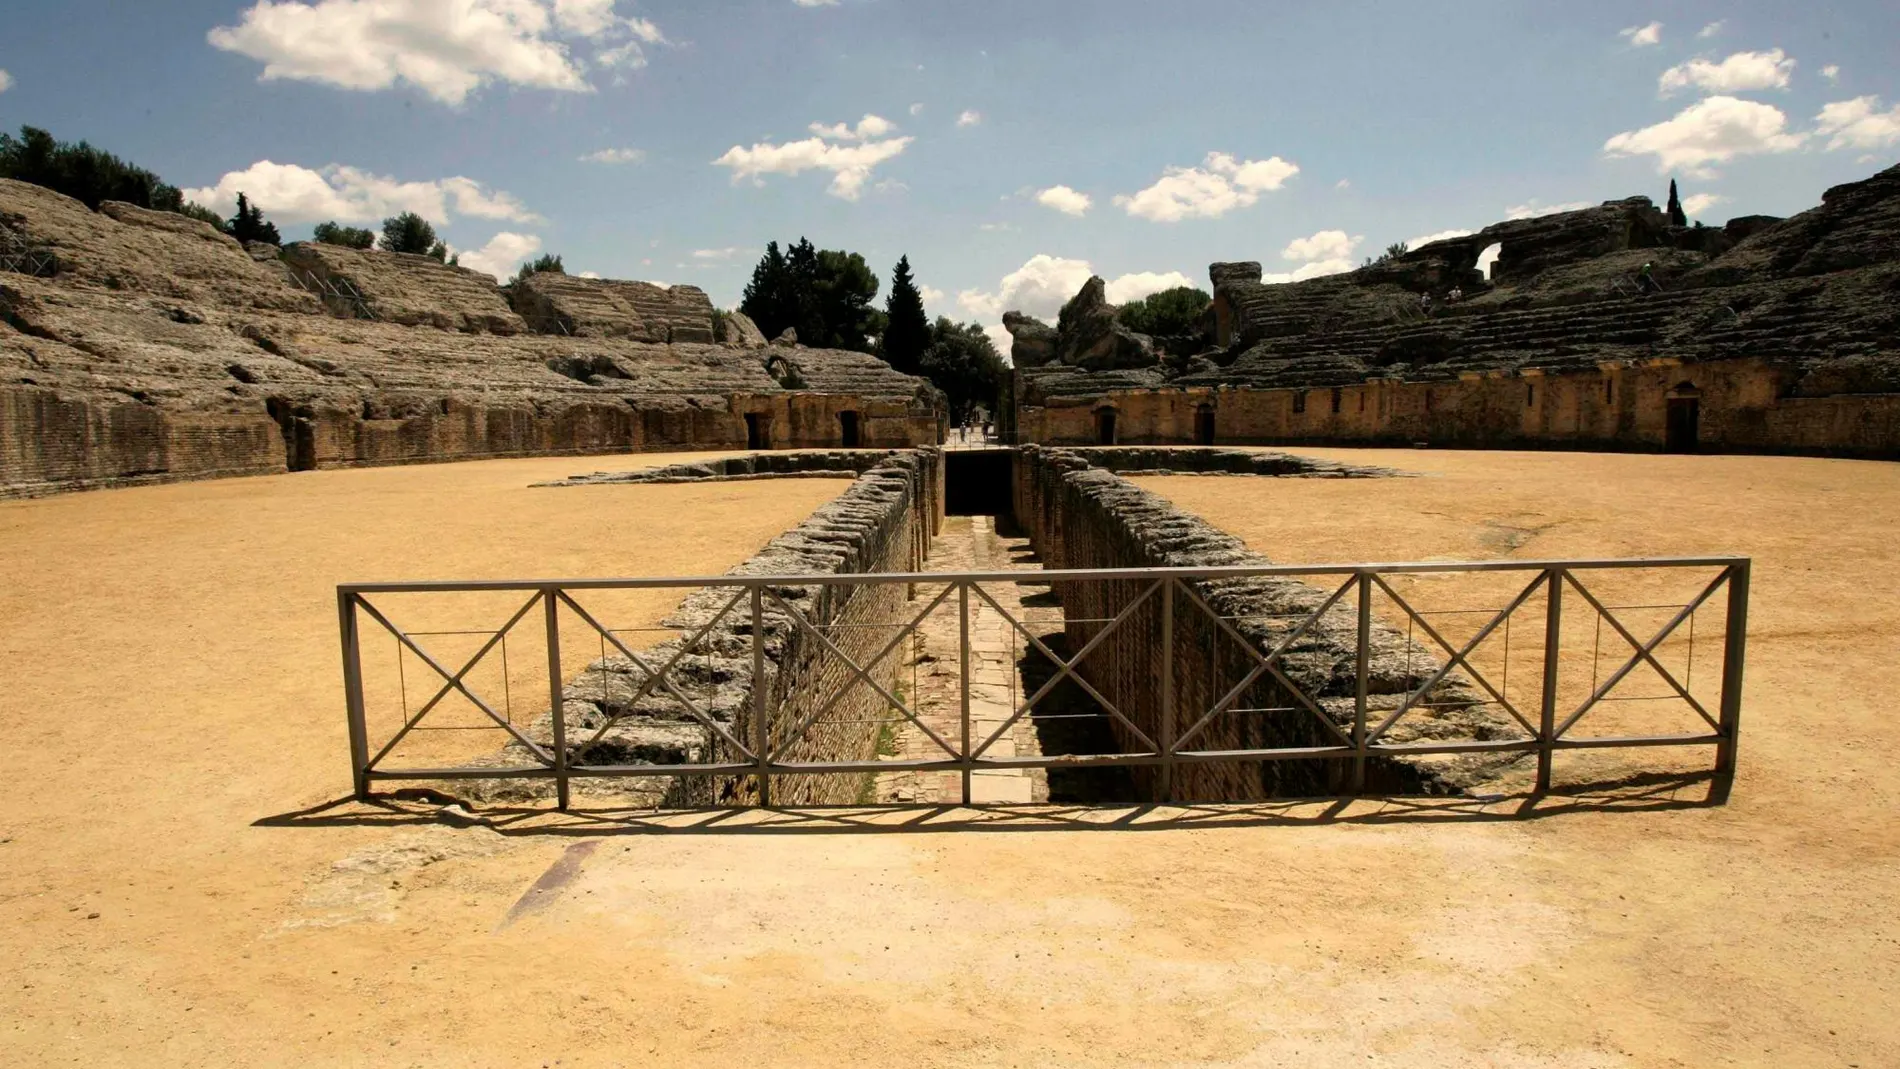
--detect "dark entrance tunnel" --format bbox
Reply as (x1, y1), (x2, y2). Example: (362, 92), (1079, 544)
(945, 447), (1014, 515)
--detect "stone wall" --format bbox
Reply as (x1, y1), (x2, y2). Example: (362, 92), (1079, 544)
(1013, 446), (1519, 801)
(512, 450), (944, 807)
(1019, 356), (1900, 457)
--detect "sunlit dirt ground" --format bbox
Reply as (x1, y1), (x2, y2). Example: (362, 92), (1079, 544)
(2, 447), (1894, 1067)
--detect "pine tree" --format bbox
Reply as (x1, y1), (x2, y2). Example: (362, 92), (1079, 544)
(1667, 178), (1687, 227)
(740, 241), (793, 338)
(881, 255), (930, 374)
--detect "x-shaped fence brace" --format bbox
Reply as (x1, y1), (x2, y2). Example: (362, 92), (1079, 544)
(340, 558), (1748, 807)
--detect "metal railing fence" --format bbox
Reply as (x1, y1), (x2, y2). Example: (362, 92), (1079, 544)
(337, 556), (1748, 809)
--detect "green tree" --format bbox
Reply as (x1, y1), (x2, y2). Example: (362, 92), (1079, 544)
(312, 221), (376, 249)
(0, 124), (185, 211)
(508, 253), (564, 285)
(177, 202), (228, 232)
(811, 248), (880, 351)
(1666, 178), (1688, 227)
(740, 241), (797, 338)
(739, 238), (882, 351)
(1117, 285), (1210, 337)
(919, 317), (1008, 425)
(226, 192), (281, 246)
(881, 255), (931, 374)
(379, 211), (439, 255)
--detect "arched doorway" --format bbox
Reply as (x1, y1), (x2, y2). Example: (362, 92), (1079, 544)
(1194, 403), (1215, 445)
(1665, 383), (1700, 453)
(1095, 407), (1118, 445)
(838, 410), (861, 448)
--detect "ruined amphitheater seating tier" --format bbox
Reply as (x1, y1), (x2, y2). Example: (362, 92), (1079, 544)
(0, 179), (943, 496)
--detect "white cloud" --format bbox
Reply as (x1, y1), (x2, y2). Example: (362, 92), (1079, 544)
(1620, 21), (1663, 47)
(457, 231), (542, 280)
(977, 222), (1016, 232)
(908, 102), (924, 116)
(713, 126), (913, 200)
(1334, 178), (1350, 189)
(1680, 192), (1728, 217)
(1814, 96), (1900, 151)
(1034, 185), (1092, 216)
(1697, 20), (1725, 38)
(1405, 228), (1475, 247)
(578, 270), (602, 278)
(0, 70), (12, 94)
(1477, 243), (1502, 278)
(793, 0), (839, 6)
(955, 254), (1192, 336)
(207, 0), (668, 105)
(1659, 49), (1795, 95)
(1821, 64), (1841, 83)
(956, 109), (982, 127)
(578, 147), (643, 164)
(691, 247), (746, 260)
(1114, 151), (1299, 222)
(809, 114), (896, 141)
(1281, 229), (1362, 263)
(182, 160), (538, 224)
(918, 284), (944, 309)
(1505, 199), (1595, 220)
(1262, 261), (1355, 283)
(1602, 96), (1806, 177)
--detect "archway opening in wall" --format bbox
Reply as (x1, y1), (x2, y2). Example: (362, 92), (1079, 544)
(1095, 408), (1118, 445)
(1666, 383), (1701, 453)
(1194, 404), (1216, 445)
(1477, 242), (1503, 282)
(838, 410), (860, 448)
(744, 412), (767, 450)
(265, 397), (315, 471)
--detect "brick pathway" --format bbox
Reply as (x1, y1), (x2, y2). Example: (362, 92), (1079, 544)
(878, 515), (1051, 805)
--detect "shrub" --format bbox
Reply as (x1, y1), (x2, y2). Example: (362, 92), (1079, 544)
(1117, 286), (1211, 337)
(312, 221), (375, 249)
(508, 253), (564, 286)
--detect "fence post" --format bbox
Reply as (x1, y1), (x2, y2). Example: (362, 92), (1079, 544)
(752, 584), (771, 807)
(1353, 573), (1370, 794)
(1715, 560), (1750, 786)
(544, 590), (569, 810)
(1537, 569), (1563, 793)
(959, 581), (973, 806)
(1160, 578), (1176, 803)
(338, 590), (371, 800)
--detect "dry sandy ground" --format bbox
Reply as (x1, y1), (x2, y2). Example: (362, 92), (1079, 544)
(2, 448), (1896, 1067)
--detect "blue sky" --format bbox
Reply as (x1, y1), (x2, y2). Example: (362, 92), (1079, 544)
(1, 0), (1896, 346)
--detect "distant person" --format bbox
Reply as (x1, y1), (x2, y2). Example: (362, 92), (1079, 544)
(1448, 286), (1464, 303)
(1419, 292), (1433, 315)
(1637, 261), (1660, 295)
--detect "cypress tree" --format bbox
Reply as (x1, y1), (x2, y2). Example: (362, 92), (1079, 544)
(881, 255), (931, 374)
(1666, 178), (1687, 227)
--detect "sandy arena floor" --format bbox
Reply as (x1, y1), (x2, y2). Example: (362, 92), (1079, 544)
(2, 448), (1897, 1067)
